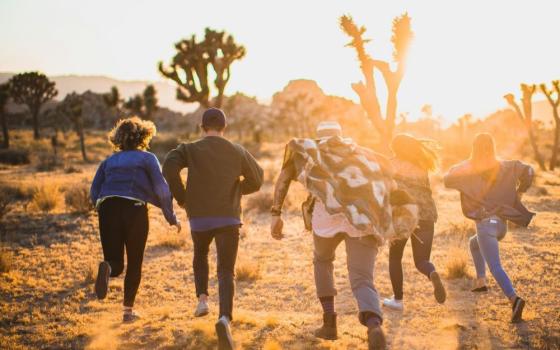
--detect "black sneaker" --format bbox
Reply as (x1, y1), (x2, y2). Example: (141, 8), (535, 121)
(123, 310), (141, 323)
(430, 271), (447, 304)
(215, 316), (235, 350)
(95, 261), (111, 300)
(511, 297), (525, 323)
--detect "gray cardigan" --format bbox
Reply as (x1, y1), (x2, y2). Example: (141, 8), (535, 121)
(444, 160), (535, 227)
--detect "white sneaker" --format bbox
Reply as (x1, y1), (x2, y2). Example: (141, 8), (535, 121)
(383, 297), (404, 311)
(194, 300), (209, 317)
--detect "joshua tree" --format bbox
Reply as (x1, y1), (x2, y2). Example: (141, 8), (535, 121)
(59, 93), (88, 162)
(124, 95), (143, 117)
(142, 85), (158, 120)
(340, 13), (413, 150)
(504, 84), (546, 170)
(540, 81), (560, 170)
(159, 28), (246, 108)
(7, 72), (58, 140)
(104, 86), (121, 109)
(0, 84), (10, 148)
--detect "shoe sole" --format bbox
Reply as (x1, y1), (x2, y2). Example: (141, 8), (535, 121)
(368, 327), (387, 350)
(314, 331), (338, 340)
(511, 299), (525, 323)
(431, 272), (447, 304)
(194, 308), (209, 317)
(95, 262), (110, 300)
(215, 320), (235, 350)
(382, 302), (403, 311)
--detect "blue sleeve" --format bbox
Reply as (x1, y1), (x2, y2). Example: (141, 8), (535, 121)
(90, 160), (106, 204)
(145, 153), (178, 225)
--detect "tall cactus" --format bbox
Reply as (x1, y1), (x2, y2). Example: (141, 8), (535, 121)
(340, 13), (413, 150)
(158, 28), (246, 108)
(540, 81), (560, 170)
(0, 83), (10, 148)
(504, 84), (546, 170)
(7, 72), (58, 140)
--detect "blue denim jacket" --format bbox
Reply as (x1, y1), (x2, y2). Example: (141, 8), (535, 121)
(90, 150), (177, 225)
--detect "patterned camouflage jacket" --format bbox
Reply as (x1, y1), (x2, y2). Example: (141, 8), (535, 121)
(391, 158), (438, 222)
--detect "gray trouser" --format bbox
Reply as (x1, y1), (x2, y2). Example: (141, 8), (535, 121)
(313, 233), (383, 324)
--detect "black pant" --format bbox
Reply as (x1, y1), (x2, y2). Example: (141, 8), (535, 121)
(98, 197), (149, 307)
(389, 220), (436, 300)
(191, 226), (240, 320)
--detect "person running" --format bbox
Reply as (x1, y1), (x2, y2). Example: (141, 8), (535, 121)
(90, 117), (181, 323)
(162, 108), (263, 350)
(383, 134), (446, 311)
(444, 133), (534, 323)
(270, 121), (416, 350)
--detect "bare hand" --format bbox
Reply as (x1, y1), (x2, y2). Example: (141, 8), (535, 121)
(270, 215), (284, 240)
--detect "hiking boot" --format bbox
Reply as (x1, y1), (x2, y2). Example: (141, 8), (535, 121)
(382, 297), (404, 311)
(314, 312), (337, 340)
(367, 326), (387, 350)
(123, 310), (140, 323)
(511, 297), (525, 323)
(194, 300), (209, 317)
(95, 261), (111, 300)
(430, 271), (447, 304)
(215, 316), (235, 350)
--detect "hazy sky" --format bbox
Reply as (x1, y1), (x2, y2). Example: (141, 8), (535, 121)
(1, 0), (559, 120)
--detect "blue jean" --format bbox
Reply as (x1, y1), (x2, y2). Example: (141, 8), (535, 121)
(469, 216), (516, 298)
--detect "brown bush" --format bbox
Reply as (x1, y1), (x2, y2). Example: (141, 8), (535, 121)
(244, 191), (273, 214)
(64, 186), (93, 214)
(236, 262), (261, 282)
(445, 247), (471, 279)
(32, 184), (61, 213)
(0, 149), (30, 165)
(0, 249), (12, 273)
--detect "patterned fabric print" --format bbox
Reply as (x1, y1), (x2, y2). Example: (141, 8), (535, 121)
(284, 136), (397, 242)
(391, 158), (438, 222)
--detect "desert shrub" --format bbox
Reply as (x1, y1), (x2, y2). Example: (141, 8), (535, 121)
(0, 149), (30, 165)
(64, 165), (82, 174)
(0, 250), (12, 273)
(153, 235), (187, 249)
(244, 191), (273, 214)
(64, 185), (93, 214)
(0, 185), (20, 220)
(442, 221), (476, 242)
(445, 247), (471, 279)
(236, 262), (261, 282)
(32, 184), (61, 213)
(35, 152), (59, 172)
(149, 136), (181, 159)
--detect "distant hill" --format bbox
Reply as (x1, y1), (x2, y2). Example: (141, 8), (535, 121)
(0, 72), (196, 114)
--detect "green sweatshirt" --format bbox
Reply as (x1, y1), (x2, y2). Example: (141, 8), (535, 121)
(162, 136), (264, 218)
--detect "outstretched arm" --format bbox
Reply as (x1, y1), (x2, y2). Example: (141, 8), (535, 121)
(514, 160), (534, 194)
(270, 147), (297, 240)
(162, 144), (188, 207)
(146, 153), (178, 226)
(90, 160), (106, 206)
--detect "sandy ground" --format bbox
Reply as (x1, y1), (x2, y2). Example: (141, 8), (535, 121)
(1, 161), (559, 350)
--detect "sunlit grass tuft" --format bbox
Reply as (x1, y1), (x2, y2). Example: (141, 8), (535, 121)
(445, 247), (471, 279)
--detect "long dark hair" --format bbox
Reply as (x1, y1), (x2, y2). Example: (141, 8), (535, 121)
(391, 134), (439, 172)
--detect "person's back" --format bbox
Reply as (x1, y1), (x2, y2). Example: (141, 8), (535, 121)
(166, 136), (261, 218)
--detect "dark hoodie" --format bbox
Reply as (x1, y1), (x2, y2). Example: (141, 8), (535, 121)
(444, 160), (535, 227)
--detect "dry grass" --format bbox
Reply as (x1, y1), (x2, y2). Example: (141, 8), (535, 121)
(0, 249), (12, 273)
(445, 247), (471, 279)
(1, 138), (559, 350)
(236, 262), (261, 282)
(64, 185), (94, 214)
(83, 263), (96, 285)
(31, 183), (62, 213)
(244, 190), (274, 214)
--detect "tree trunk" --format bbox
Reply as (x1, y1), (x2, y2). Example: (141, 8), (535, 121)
(527, 126), (546, 171)
(77, 122), (88, 162)
(32, 106), (40, 140)
(0, 111), (9, 149)
(550, 112), (560, 170)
